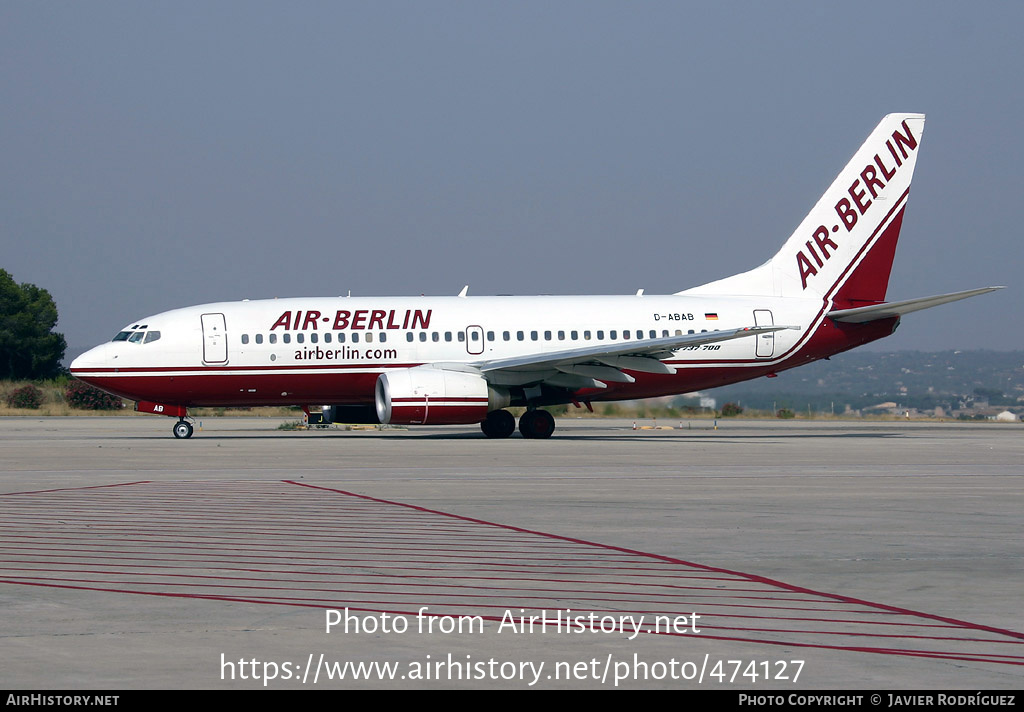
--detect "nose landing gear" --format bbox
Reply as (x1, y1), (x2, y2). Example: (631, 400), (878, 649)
(173, 419), (194, 439)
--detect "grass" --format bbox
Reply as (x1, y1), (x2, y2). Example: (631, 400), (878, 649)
(0, 379), (302, 418)
(1, 379), (1012, 423)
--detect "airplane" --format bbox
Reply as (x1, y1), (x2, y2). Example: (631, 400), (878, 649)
(70, 113), (1001, 439)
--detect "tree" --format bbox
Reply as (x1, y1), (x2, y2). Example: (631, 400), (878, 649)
(0, 269), (67, 379)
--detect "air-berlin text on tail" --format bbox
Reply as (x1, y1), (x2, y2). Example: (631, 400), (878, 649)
(270, 309), (433, 331)
(797, 119), (918, 290)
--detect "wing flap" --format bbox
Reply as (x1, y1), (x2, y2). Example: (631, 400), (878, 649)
(475, 325), (798, 379)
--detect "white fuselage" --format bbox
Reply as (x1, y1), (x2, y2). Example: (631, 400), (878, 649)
(70, 292), (829, 409)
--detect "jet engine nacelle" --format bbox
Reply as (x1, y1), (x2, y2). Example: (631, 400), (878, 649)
(375, 368), (509, 425)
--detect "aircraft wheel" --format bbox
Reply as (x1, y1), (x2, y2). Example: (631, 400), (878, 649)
(481, 410), (516, 438)
(173, 420), (194, 439)
(519, 409), (555, 439)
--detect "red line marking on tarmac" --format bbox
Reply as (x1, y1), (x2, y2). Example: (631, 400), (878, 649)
(288, 481), (1024, 644)
(0, 479), (1021, 666)
(0, 481), (151, 496)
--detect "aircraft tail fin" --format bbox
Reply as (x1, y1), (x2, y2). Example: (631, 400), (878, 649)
(680, 114), (925, 306)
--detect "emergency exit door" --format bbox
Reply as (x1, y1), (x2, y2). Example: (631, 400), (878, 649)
(465, 325), (484, 355)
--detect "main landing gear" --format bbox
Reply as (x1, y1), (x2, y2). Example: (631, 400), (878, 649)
(480, 409), (555, 439)
(173, 418), (194, 439)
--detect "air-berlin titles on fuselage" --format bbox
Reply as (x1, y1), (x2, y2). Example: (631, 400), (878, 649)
(270, 309), (433, 331)
(796, 119), (919, 290)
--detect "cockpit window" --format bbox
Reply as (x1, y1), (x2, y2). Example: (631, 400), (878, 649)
(114, 327), (160, 344)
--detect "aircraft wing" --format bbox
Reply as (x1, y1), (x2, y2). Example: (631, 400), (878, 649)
(462, 325), (798, 388)
(827, 287), (1004, 324)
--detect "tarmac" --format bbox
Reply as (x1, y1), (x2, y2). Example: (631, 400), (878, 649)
(1, 416), (1021, 689)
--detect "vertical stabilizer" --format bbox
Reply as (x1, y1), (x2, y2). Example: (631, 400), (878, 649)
(680, 114), (925, 305)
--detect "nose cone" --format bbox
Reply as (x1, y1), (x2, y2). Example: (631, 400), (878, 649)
(70, 343), (114, 376)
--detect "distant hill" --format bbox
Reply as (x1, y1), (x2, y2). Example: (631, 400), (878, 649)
(702, 350), (1024, 413)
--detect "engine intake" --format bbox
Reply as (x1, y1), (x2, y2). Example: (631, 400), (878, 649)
(376, 368), (509, 425)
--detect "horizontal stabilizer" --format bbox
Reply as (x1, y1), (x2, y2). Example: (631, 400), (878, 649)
(827, 287), (1003, 324)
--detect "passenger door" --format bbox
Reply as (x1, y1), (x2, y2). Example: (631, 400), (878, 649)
(201, 313), (228, 364)
(753, 309), (774, 358)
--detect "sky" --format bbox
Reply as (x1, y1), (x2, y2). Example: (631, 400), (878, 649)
(2, 1), (1021, 358)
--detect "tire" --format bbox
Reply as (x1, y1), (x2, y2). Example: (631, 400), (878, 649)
(481, 410), (516, 438)
(173, 421), (194, 439)
(519, 409), (555, 439)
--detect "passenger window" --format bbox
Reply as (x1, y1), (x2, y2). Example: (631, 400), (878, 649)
(419, 332), (427, 342)
(352, 333), (360, 343)
(458, 332), (465, 342)
(283, 334), (291, 344)
(487, 331), (494, 341)
(407, 333), (414, 342)
(444, 332), (452, 342)
(296, 333), (304, 344)
(610, 331), (617, 340)
(471, 331), (479, 341)
(366, 333), (374, 343)
(338, 333), (346, 343)
(269, 333), (277, 344)
(432, 332), (439, 342)
(255, 334), (264, 345)
(597, 330), (604, 340)
(324, 333), (332, 344)
(503, 331), (510, 341)
(584, 330), (591, 340)
(241, 334), (249, 345)
(557, 330), (565, 340)
(379, 333), (386, 343)
(530, 331), (538, 341)
(517, 331), (524, 341)
(570, 330), (578, 340)
(310, 333), (318, 344)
